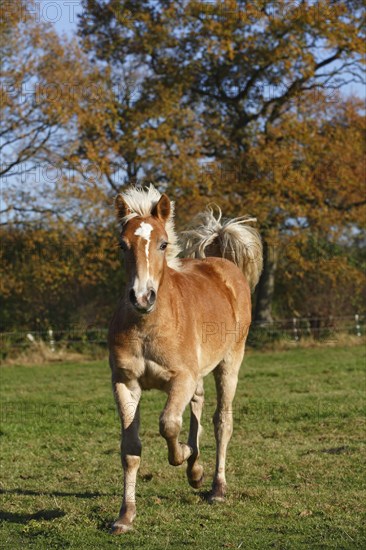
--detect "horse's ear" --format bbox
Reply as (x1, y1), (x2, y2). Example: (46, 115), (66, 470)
(152, 194), (170, 223)
(115, 195), (131, 222)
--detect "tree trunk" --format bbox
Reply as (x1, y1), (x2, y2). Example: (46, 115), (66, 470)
(254, 238), (279, 325)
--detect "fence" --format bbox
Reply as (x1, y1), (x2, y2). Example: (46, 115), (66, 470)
(0, 315), (364, 359)
(247, 314), (365, 348)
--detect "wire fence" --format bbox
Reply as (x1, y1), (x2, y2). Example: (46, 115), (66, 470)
(247, 314), (365, 348)
(1, 315), (364, 358)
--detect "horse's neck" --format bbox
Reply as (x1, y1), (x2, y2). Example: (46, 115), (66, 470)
(154, 263), (174, 312)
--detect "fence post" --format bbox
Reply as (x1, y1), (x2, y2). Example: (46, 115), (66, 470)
(27, 333), (36, 345)
(292, 317), (299, 342)
(48, 328), (55, 352)
(355, 314), (361, 337)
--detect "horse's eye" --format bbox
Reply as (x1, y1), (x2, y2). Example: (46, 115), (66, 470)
(160, 242), (168, 251)
(119, 240), (128, 251)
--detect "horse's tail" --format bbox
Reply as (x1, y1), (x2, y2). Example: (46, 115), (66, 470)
(181, 206), (263, 291)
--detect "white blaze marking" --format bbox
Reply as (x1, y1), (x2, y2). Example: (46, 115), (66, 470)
(134, 222), (153, 278)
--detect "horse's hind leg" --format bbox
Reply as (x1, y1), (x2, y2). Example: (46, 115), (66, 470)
(159, 373), (197, 466)
(210, 355), (242, 502)
(187, 378), (204, 488)
(111, 376), (142, 534)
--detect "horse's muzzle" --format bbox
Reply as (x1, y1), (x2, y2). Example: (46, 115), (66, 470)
(129, 288), (156, 313)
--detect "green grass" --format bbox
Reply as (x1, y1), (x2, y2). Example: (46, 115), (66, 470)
(0, 346), (365, 549)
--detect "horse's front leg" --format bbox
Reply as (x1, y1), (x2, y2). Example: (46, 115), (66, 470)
(159, 373), (197, 466)
(111, 375), (142, 534)
(187, 378), (205, 488)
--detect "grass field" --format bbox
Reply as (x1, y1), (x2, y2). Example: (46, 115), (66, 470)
(0, 346), (365, 549)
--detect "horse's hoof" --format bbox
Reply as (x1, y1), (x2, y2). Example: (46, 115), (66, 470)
(208, 483), (226, 503)
(188, 472), (204, 489)
(168, 443), (193, 466)
(187, 463), (205, 488)
(110, 521), (133, 535)
(208, 494), (225, 504)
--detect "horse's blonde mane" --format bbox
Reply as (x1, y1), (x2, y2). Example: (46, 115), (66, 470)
(118, 186), (262, 285)
(119, 184), (182, 271)
(181, 206), (263, 291)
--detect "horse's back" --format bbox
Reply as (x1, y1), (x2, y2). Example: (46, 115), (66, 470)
(170, 257), (251, 373)
(172, 256), (251, 318)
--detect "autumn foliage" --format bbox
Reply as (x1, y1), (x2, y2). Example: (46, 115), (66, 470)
(1, 1), (365, 334)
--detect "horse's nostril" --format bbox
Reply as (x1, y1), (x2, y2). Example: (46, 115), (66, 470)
(147, 289), (156, 305)
(129, 288), (136, 304)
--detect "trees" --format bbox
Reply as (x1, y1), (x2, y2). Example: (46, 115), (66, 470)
(0, 3), (124, 332)
(0, 224), (122, 330)
(1, 0), (112, 226)
(275, 231), (366, 319)
(1, 1), (364, 332)
(79, 1), (364, 159)
(78, 0), (365, 320)
(1, 1), (66, 223)
(233, 95), (365, 322)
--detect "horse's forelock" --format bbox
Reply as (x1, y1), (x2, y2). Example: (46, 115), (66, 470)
(119, 185), (182, 270)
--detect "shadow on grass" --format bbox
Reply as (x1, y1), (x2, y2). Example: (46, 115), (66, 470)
(0, 488), (110, 498)
(197, 490), (212, 502)
(95, 515), (115, 533)
(0, 508), (66, 524)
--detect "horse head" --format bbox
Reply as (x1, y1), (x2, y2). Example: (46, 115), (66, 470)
(115, 193), (171, 314)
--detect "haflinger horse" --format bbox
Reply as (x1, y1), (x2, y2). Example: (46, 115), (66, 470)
(108, 185), (263, 534)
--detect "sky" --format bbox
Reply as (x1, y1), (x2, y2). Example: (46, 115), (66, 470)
(36, 0), (82, 34)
